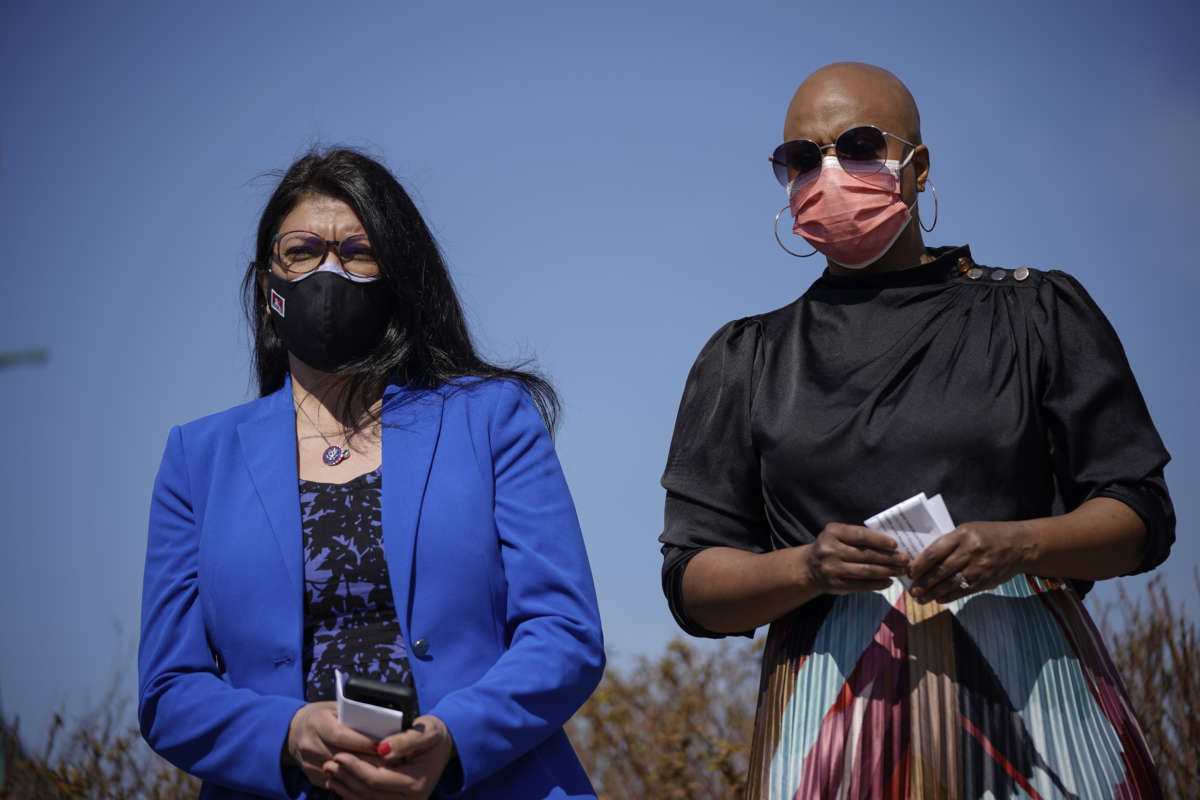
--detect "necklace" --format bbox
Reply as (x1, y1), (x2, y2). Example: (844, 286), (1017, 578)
(295, 401), (351, 467)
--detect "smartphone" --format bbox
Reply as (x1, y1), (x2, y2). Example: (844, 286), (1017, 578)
(341, 674), (417, 730)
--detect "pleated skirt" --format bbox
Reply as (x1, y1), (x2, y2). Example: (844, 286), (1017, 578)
(745, 575), (1162, 799)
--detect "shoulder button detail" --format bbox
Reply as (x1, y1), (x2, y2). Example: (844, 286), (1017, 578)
(967, 267), (983, 280)
(956, 255), (974, 274)
(1014, 267), (1030, 281)
(991, 269), (1008, 281)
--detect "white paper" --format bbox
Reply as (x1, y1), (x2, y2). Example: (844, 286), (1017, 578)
(864, 492), (958, 587)
(925, 494), (955, 537)
(335, 669), (407, 739)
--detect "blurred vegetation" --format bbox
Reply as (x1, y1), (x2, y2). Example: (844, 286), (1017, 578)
(1098, 571), (1200, 798)
(2, 573), (1196, 798)
(0, 709), (199, 799)
(565, 638), (760, 800)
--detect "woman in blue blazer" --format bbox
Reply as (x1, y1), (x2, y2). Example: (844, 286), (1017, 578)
(138, 149), (605, 800)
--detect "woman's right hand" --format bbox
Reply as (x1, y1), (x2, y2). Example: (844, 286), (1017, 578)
(801, 523), (910, 595)
(283, 702), (379, 789)
(681, 525), (910, 634)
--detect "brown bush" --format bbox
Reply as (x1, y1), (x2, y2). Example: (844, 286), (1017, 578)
(2, 573), (1195, 798)
(1098, 569), (1200, 798)
(0, 710), (200, 799)
(565, 637), (761, 800)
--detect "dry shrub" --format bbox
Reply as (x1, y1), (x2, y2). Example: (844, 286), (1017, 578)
(0, 623), (199, 799)
(566, 637), (761, 800)
(0, 709), (199, 799)
(2, 574), (1196, 798)
(1098, 570), (1200, 798)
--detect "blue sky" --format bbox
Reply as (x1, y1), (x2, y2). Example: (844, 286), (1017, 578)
(2, 0), (1197, 745)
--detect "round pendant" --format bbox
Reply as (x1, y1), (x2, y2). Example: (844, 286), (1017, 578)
(322, 445), (348, 466)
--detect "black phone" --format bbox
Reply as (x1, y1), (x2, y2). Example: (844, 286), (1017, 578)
(341, 675), (417, 730)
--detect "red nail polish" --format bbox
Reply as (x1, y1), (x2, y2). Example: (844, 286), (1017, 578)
(377, 741), (392, 756)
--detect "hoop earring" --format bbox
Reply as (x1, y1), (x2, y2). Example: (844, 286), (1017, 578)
(918, 179), (938, 233)
(774, 206), (817, 258)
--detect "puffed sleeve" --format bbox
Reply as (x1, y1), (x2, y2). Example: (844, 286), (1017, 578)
(138, 426), (306, 798)
(1034, 271), (1174, 574)
(659, 318), (768, 638)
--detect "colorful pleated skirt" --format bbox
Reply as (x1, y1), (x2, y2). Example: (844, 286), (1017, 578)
(746, 575), (1162, 799)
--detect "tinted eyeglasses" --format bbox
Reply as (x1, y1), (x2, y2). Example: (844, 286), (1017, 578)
(769, 125), (915, 187)
(271, 230), (380, 278)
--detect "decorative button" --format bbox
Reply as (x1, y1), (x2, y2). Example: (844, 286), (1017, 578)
(956, 256), (974, 273)
(412, 638), (430, 657)
(967, 267), (983, 280)
(991, 269), (1007, 281)
(1013, 267), (1030, 281)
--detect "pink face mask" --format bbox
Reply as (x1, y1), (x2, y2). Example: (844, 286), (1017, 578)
(788, 156), (914, 269)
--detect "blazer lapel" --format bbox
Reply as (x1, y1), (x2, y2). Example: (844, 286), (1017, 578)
(236, 379), (303, 591)
(380, 384), (445, 633)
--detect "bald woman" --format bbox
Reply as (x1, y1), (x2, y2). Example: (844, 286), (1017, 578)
(659, 63), (1170, 798)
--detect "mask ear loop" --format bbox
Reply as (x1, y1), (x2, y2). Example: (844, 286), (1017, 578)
(774, 206), (817, 258)
(918, 179), (938, 233)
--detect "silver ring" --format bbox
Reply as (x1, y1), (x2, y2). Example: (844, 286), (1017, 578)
(955, 572), (970, 591)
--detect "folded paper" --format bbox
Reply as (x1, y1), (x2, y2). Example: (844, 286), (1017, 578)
(864, 492), (957, 587)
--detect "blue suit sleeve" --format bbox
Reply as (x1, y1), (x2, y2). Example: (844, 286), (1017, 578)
(426, 382), (605, 794)
(138, 425), (306, 798)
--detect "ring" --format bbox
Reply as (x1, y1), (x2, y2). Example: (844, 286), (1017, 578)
(955, 572), (970, 591)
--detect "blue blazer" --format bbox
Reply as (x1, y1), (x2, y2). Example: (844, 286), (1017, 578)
(138, 377), (605, 799)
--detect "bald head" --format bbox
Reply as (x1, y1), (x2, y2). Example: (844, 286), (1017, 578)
(780, 63), (933, 272)
(784, 62), (922, 147)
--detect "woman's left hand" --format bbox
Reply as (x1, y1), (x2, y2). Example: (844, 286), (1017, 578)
(908, 521), (1036, 604)
(322, 715), (455, 800)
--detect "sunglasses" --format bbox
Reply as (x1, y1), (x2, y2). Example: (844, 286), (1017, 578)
(769, 125), (915, 187)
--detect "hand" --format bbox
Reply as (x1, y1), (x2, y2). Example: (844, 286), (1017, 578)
(908, 520), (1036, 604)
(323, 715), (456, 800)
(802, 523), (910, 595)
(283, 702), (379, 789)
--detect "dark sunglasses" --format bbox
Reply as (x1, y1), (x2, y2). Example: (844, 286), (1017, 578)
(769, 125), (915, 187)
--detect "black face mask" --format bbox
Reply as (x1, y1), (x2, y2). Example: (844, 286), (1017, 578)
(267, 270), (392, 372)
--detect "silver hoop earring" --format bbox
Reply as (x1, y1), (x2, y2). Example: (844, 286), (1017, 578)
(774, 206), (817, 258)
(919, 179), (938, 233)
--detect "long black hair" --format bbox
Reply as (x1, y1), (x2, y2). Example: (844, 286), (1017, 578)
(241, 148), (559, 432)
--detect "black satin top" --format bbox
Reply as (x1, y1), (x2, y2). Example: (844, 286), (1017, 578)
(659, 245), (1174, 638)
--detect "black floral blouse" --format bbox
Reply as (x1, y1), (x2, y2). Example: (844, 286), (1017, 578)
(299, 466), (413, 702)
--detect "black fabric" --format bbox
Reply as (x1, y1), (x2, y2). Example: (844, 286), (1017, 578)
(660, 245), (1174, 638)
(268, 270), (392, 372)
(299, 467), (413, 704)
